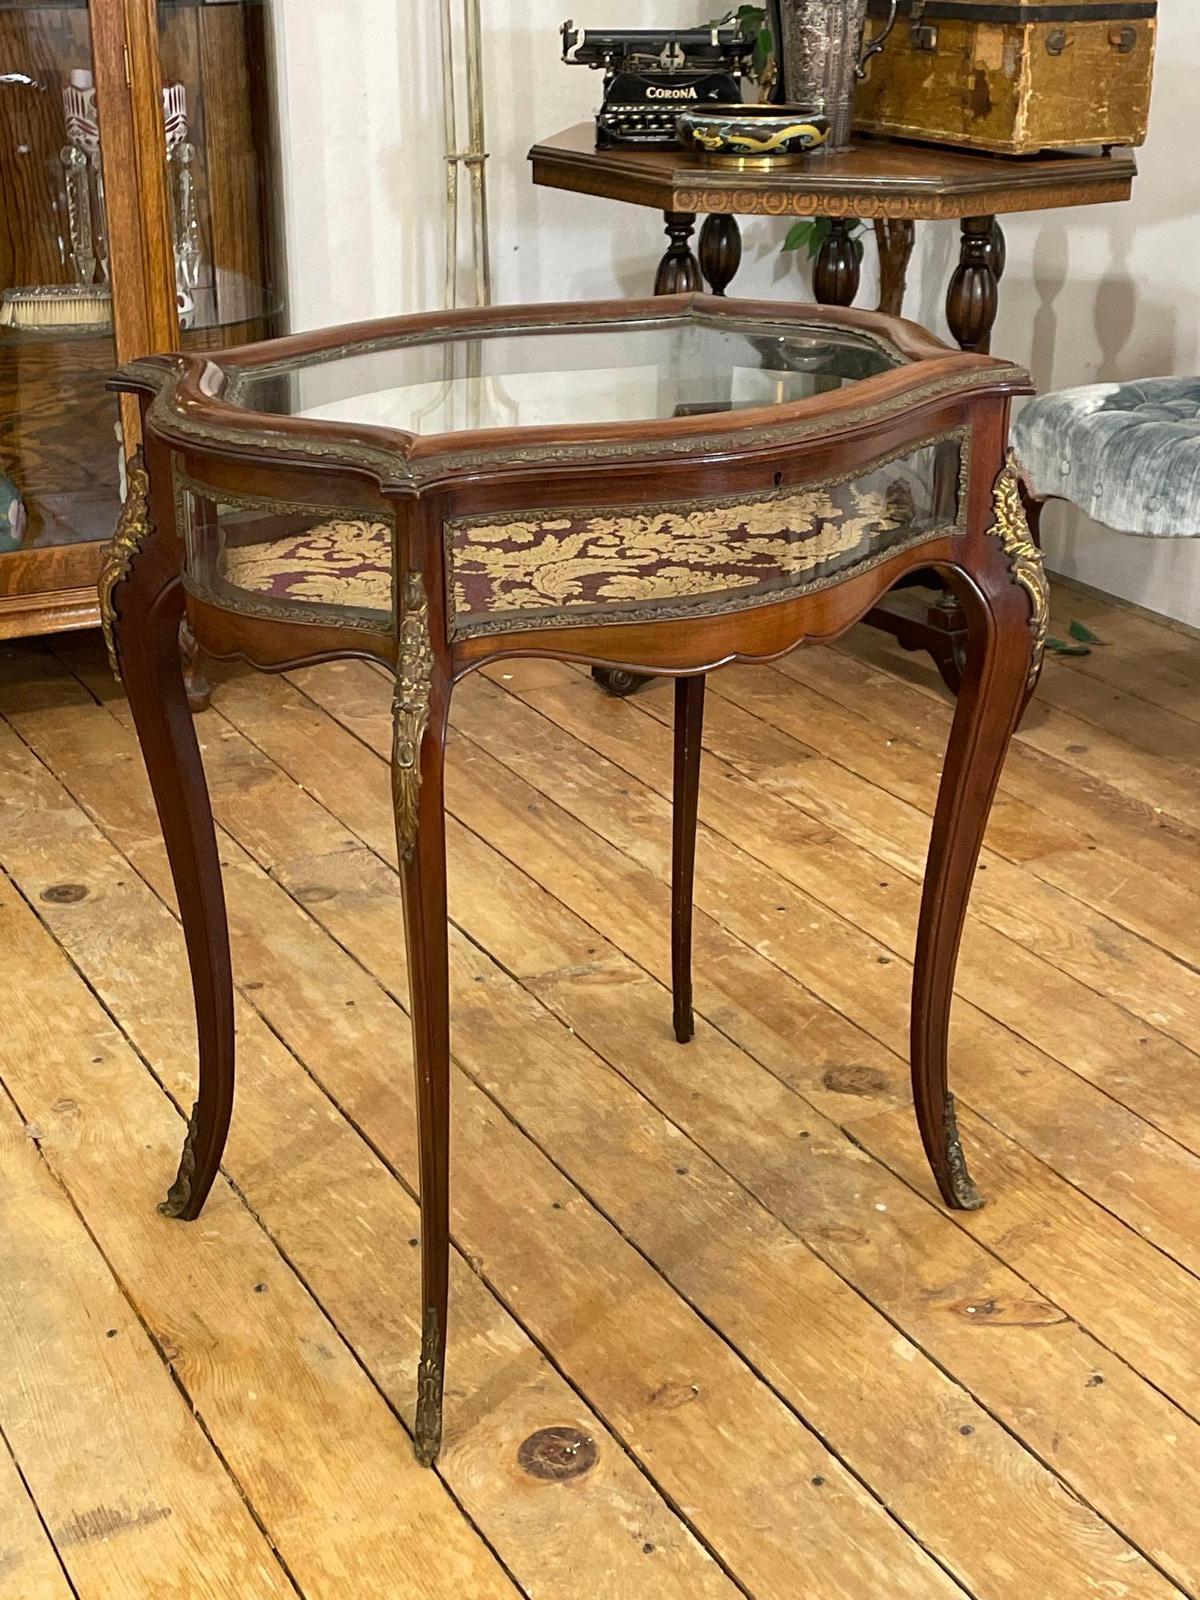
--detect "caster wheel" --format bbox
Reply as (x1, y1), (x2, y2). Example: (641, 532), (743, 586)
(591, 667), (652, 698)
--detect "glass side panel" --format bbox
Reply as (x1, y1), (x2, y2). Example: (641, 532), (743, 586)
(178, 482), (394, 632)
(156, 0), (286, 349)
(233, 316), (903, 434)
(448, 435), (963, 639)
(0, 3), (120, 556)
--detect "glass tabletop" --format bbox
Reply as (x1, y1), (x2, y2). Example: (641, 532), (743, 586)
(230, 313), (903, 436)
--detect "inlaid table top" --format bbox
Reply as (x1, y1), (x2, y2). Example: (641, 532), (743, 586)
(529, 122), (1138, 220)
(106, 294), (1045, 1469)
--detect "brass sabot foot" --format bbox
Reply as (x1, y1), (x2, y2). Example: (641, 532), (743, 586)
(944, 1094), (985, 1211)
(414, 1306), (444, 1468)
(158, 1100), (201, 1219)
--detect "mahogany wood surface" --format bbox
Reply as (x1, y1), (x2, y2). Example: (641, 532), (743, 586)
(107, 292), (1042, 1469)
(529, 122), (1137, 220)
(121, 434), (235, 1224)
(527, 123), (1135, 349)
(671, 673), (706, 1045)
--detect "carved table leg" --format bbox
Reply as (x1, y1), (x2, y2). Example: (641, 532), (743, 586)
(912, 457), (1047, 1210)
(100, 451), (234, 1221)
(813, 219), (861, 308)
(698, 214), (742, 297)
(671, 675), (705, 1045)
(984, 217), (1007, 287)
(946, 215), (1000, 354)
(874, 219), (916, 318)
(393, 572), (451, 1468)
(654, 210), (703, 295)
(180, 615), (212, 713)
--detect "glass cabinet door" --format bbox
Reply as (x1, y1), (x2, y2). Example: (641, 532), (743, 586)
(155, 0), (284, 352)
(0, 0), (284, 631)
(0, 0), (122, 576)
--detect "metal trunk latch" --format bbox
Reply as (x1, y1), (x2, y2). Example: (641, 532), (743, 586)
(1109, 25), (1137, 53)
(909, 0), (937, 52)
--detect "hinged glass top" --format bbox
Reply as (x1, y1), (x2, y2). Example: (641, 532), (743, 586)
(229, 313), (904, 436)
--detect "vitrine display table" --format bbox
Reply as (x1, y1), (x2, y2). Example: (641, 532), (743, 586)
(108, 294), (1046, 1467)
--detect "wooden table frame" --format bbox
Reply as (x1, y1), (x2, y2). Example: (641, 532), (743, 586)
(530, 125), (1137, 349)
(106, 293), (1043, 1470)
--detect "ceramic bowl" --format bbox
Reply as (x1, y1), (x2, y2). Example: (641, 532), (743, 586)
(677, 104), (830, 166)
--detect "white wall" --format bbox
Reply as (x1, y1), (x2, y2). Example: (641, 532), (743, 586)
(272, 2), (1200, 624)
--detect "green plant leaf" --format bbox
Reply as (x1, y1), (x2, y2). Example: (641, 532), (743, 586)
(805, 218), (832, 259)
(716, 5), (767, 36)
(753, 25), (774, 74)
(1068, 619), (1104, 644)
(780, 216), (868, 261)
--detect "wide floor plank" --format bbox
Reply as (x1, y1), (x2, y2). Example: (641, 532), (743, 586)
(13, 657), (960, 1600)
(0, 1078), (296, 1600)
(198, 657), (1198, 1592)
(0, 686), (734, 1600)
(82, 665), (1180, 1600)
(479, 661), (1200, 1136)
(1, 600), (1197, 1600)
(0, 1433), (75, 1600)
(0, 724), (519, 1600)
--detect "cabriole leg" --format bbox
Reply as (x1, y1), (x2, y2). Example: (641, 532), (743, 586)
(911, 458), (1048, 1208)
(100, 452), (234, 1221)
(671, 675), (705, 1045)
(392, 574), (451, 1468)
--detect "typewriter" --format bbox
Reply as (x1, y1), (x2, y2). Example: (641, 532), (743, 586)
(561, 19), (753, 149)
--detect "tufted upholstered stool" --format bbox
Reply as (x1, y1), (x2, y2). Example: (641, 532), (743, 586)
(1013, 376), (1200, 538)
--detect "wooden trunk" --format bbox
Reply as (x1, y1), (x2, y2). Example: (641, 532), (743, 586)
(855, 0), (1157, 155)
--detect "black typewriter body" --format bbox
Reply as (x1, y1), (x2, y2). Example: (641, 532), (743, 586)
(561, 21), (752, 149)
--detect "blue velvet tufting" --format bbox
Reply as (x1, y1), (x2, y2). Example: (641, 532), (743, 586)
(1012, 377), (1200, 538)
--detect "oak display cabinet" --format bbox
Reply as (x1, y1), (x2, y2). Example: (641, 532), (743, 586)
(0, 0), (283, 639)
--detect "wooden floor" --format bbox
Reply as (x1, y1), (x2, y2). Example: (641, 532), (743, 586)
(2, 577), (1199, 1600)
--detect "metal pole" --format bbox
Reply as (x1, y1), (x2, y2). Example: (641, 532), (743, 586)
(437, 0), (461, 310)
(463, 0), (492, 308)
(439, 0), (491, 310)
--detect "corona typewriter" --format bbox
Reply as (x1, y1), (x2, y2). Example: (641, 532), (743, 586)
(561, 19), (753, 148)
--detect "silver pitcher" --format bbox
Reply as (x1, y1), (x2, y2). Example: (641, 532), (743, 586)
(773, 0), (898, 149)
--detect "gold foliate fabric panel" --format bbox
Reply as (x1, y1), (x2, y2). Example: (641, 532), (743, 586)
(175, 472), (395, 632)
(447, 435), (965, 639)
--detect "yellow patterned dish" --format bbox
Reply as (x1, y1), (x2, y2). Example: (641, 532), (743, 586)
(677, 103), (829, 166)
